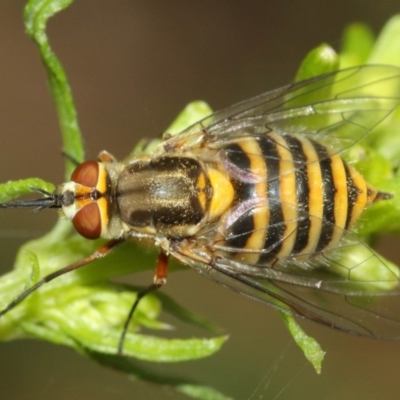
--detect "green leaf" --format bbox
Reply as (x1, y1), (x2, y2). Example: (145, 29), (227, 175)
(0, 227), (227, 362)
(156, 290), (222, 333)
(166, 101), (213, 135)
(0, 179), (54, 202)
(279, 311), (325, 374)
(295, 43), (339, 82)
(368, 14), (400, 67)
(340, 23), (375, 68)
(24, 0), (84, 179)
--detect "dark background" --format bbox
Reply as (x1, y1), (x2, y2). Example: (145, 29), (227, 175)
(1, 1), (400, 399)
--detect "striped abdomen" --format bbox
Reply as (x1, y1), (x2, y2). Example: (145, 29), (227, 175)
(217, 133), (386, 265)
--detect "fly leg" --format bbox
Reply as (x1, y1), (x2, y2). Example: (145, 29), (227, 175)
(0, 239), (123, 318)
(118, 251), (169, 355)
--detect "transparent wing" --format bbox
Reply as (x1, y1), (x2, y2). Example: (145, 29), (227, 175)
(164, 65), (400, 155)
(172, 232), (400, 339)
(171, 204), (400, 339)
(165, 65), (400, 338)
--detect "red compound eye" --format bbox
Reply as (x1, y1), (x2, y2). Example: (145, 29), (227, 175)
(71, 161), (99, 187)
(72, 202), (101, 239)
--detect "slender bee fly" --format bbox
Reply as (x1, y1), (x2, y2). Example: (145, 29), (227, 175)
(1, 65), (400, 353)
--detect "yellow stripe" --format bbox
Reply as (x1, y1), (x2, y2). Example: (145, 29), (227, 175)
(347, 166), (367, 227)
(197, 172), (207, 212)
(96, 163), (109, 194)
(330, 154), (348, 247)
(297, 136), (323, 255)
(267, 132), (298, 258)
(238, 138), (268, 264)
(98, 197), (110, 237)
(207, 168), (234, 219)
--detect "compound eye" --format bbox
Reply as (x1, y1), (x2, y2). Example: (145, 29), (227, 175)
(72, 202), (101, 239)
(71, 161), (99, 187)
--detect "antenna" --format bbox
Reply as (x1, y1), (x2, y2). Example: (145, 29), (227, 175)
(0, 189), (63, 212)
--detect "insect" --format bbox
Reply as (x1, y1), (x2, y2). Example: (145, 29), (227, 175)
(1, 65), (400, 353)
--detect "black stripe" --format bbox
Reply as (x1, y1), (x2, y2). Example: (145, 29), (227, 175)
(285, 136), (311, 254)
(313, 141), (336, 252)
(225, 210), (255, 250)
(224, 143), (256, 249)
(343, 163), (360, 230)
(223, 143), (253, 202)
(258, 135), (286, 263)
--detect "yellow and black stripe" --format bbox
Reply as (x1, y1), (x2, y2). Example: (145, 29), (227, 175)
(218, 133), (384, 265)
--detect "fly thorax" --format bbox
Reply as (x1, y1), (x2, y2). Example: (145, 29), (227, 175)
(116, 156), (212, 237)
(59, 161), (120, 239)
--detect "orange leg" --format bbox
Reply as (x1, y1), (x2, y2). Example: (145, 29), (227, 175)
(153, 251), (169, 285)
(0, 239), (123, 318)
